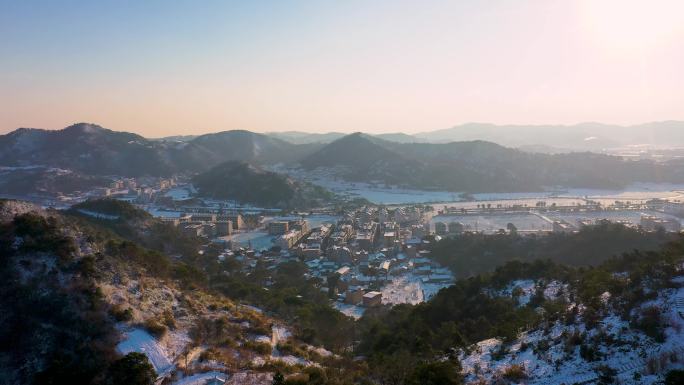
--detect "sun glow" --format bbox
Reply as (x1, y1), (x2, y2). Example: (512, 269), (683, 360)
(580, 0), (684, 52)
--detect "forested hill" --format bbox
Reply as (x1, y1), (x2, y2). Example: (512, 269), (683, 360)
(192, 161), (334, 209)
(0, 124), (318, 176)
(358, 245), (684, 384)
(429, 222), (677, 278)
(300, 133), (684, 191)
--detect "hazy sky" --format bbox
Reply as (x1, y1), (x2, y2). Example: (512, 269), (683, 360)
(1, 0), (683, 136)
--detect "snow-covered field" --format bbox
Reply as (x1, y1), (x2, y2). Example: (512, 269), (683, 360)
(76, 208), (120, 220)
(430, 209), (683, 234)
(304, 175), (684, 205)
(431, 213), (551, 233)
(381, 275), (451, 305)
(117, 328), (174, 375)
(171, 371), (227, 385)
(332, 302), (366, 320)
(228, 231), (274, 251)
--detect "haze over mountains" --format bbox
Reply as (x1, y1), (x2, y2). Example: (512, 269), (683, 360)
(3, 122), (684, 194)
(270, 121), (684, 151)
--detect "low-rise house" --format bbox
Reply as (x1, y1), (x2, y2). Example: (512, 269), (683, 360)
(640, 215), (681, 232)
(345, 287), (365, 305)
(363, 291), (382, 307)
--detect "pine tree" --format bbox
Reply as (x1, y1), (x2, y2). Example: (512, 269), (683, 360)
(272, 371), (285, 385)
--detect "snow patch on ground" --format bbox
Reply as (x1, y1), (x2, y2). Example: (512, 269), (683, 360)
(117, 328), (174, 375)
(171, 371), (227, 385)
(332, 302), (365, 320)
(495, 279), (567, 307)
(460, 281), (684, 385)
(76, 209), (119, 220)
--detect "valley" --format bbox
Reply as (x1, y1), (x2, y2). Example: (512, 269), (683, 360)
(2, 125), (684, 385)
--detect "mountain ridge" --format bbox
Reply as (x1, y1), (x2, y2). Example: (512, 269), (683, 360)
(3, 123), (684, 192)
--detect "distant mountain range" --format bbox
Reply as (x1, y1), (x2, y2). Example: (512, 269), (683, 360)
(268, 131), (424, 144)
(300, 133), (684, 192)
(2, 122), (684, 193)
(268, 121), (684, 151)
(0, 123), (319, 176)
(416, 121), (684, 150)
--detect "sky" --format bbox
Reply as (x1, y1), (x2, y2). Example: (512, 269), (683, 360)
(1, 0), (683, 136)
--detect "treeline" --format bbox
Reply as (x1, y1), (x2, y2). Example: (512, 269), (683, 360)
(430, 222), (675, 278)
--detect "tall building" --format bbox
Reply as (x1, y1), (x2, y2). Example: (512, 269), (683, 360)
(434, 222), (448, 235)
(268, 221), (289, 235)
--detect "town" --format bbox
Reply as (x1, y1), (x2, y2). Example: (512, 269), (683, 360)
(44, 173), (684, 321)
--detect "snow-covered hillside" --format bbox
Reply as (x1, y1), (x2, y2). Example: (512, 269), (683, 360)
(459, 278), (684, 384)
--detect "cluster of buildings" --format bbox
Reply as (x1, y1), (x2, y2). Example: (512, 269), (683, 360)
(288, 206), (453, 308)
(92, 177), (178, 203)
(268, 219), (310, 249)
(434, 221), (465, 236)
(209, 205), (453, 310)
(553, 215), (681, 234)
(640, 214), (682, 232)
(163, 212), (244, 239)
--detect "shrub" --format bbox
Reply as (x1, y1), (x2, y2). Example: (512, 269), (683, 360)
(199, 348), (220, 362)
(407, 361), (462, 385)
(273, 371), (285, 385)
(635, 306), (665, 342)
(144, 318), (167, 338)
(107, 352), (155, 385)
(580, 343), (599, 362)
(665, 370), (684, 385)
(502, 364), (527, 381)
(283, 373), (309, 385)
(110, 305), (133, 322)
(244, 341), (272, 355)
(595, 365), (617, 384)
(160, 309), (176, 329)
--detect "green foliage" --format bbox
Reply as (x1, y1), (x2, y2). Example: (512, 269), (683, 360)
(358, 266), (543, 362)
(244, 341), (272, 355)
(407, 361), (462, 385)
(110, 305), (133, 322)
(106, 239), (172, 276)
(665, 370), (684, 385)
(73, 198), (151, 221)
(12, 213), (77, 261)
(68, 200), (202, 259)
(209, 260), (355, 352)
(595, 364), (617, 385)
(0, 216), (118, 384)
(272, 371), (285, 385)
(633, 306), (665, 342)
(107, 352), (156, 385)
(301, 367), (328, 385)
(190, 316), (240, 346)
(430, 223), (673, 278)
(193, 161), (331, 209)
